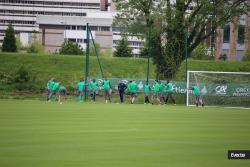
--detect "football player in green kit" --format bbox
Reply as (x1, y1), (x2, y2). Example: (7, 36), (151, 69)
(158, 80), (165, 104)
(165, 80), (176, 105)
(47, 78), (55, 101)
(151, 80), (161, 105)
(90, 79), (99, 102)
(144, 81), (151, 104)
(49, 80), (60, 102)
(103, 78), (111, 103)
(191, 84), (204, 107)
(76, 79), (85, 102)
(128, 80), (138, 104)
(58, 83), (67, 104)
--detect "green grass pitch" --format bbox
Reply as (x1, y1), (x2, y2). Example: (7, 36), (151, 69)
(0, 100), (249, 167)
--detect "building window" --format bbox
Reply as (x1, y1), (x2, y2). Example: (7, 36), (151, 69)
(100, 26), (110, 31)
(90, 26), (98, 31)
(238, 25), (245, 44)
(68, 38), (76, 42)
(77, 26), (86, 30)
(223, 25), (230, 43)
(77, 39), (84, 43)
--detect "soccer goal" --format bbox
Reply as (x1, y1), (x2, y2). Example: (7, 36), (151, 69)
(187, 71), (250, 108)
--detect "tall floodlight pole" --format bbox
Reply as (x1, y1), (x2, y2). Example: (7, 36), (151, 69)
(146, 25), (151, 84)
(85, 23), (90, 101)
(185, 28), (188, 105)
(185, 28), (188, 82)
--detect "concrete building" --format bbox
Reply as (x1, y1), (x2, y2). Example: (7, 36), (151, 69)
(37, 13), (113, 52)
(215, 14), (249, 61)
(0, 0), (144, 55)
(2, 0), (248, 58)
(0, 0), (112, 52)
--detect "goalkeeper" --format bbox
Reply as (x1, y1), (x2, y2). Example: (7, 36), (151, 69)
(191, 84), (204, 107)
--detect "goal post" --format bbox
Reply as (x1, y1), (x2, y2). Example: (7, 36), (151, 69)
(186, 71), (250, 108)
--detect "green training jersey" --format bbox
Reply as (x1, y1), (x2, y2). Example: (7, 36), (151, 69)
(128, 82), (138, 93)
(144, 84), (151, 93)
(77, 81), (85, 91)
(52, 82), (59, 91)
(103, 80), (110, 90)
(193, 85), (200, 94)
(59, 85), (66, 91)
(153, 83), (160, 93)
(48, 81), (55, 90)
(163, 85), (167, 93)
(166, 82), (174, 92)
(91, 82), (99, 91)
(159, 83), (164, 92)
(88, 83), (92, 91)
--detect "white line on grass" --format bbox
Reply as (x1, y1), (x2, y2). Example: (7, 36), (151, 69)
(77, 128), (139, 133)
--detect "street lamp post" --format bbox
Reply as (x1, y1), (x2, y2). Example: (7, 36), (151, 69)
(185, 28), (189, 105)
(146, 25), (151, 84)
(60, 21), (67, 41)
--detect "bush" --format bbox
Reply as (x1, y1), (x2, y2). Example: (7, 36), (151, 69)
(140, 46), (148, 58)
(60, 41), (84, 55)
(219, 54), (227, 61)
(0, 71), (15, 84)
(242, 52), (250, 61)
(190, 44), (214, 60)
(102, 49), (112, 58)
(14, 66), (30, 83)
(13, 82), (44, 92)
(16, 35), (22, 52)
(27, 34), (45, 54)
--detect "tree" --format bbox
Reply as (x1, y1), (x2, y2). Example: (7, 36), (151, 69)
(114, 36), (133, 57)
(59, 41), (84, 55)
(114, 0), (246, 79)
(244, 0), (250, 56)
(27, 33), (45, 54)
(15, 35), (22, 51)
(2, 24), (17, 52)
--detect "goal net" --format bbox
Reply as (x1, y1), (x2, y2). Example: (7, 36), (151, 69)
(187, 71), (250, 108)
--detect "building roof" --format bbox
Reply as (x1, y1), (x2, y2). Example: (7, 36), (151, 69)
(36, 15), (112, 26)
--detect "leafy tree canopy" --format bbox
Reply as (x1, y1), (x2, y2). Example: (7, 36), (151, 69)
(2, 24), (17, 52)
(114, 0), (247, 79)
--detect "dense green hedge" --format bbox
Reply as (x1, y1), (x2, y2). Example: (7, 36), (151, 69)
(1, 52), (250, 98)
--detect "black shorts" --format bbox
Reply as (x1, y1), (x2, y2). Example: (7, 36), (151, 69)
(60, 89), (67, 96)
(104, 89), (110, 95)
(47, 89), (52, 96)
(167, 91), (174, 96)
(78, 90), (84, 96)
(195, 94), (201, 100)
(153, 92), (160, 98)
(130, 92), (137, 97)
